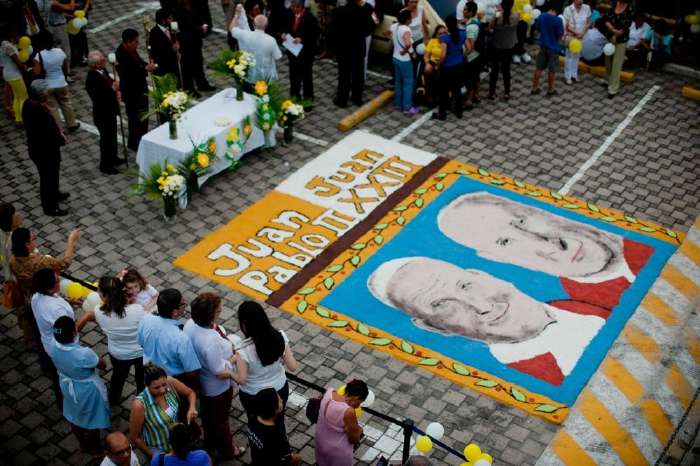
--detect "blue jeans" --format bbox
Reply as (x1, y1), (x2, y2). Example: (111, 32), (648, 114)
(393, 58), (414, 111)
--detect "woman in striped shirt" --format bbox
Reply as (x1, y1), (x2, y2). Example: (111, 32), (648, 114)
(129, 364), (198, 460)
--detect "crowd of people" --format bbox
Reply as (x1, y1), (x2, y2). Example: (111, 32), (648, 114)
(0, 201), (380, 465)
(0, 0), (683, 218)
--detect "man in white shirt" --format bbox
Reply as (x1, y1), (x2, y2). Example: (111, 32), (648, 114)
(626, 11), (651, 67)
(229, 4), (282, 84)
(99, 432), (139, 466)
(31, 267), (74, 411)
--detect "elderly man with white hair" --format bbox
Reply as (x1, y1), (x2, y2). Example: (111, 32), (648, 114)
(85, 50), (123, 175)
(229, 3), (282, 84)
(22, 79), (70, 216)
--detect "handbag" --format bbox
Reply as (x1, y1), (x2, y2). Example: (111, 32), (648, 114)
(2, 281), (22, 309)
(305, 396), (322, 424)
(36, 50), (46, 80)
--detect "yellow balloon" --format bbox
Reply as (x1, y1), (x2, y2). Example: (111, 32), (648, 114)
(416, 435), (433, 453)
(686, 15), (700, 25)
(18, 50), (30, 63)
(521, 12), (532, 23)
(67, 20), (80, 35)
(355, 407), (362, 418)
(18, 36), (31, 50)
(337, 385), (346, 395)
(66, 282), (83, 300)
(569, 38), (582, 54)
(479, 453), (493, 463)
(464, 443), (482, 462)
(80, 285), (93, 299)
(75, 9), (86, 18)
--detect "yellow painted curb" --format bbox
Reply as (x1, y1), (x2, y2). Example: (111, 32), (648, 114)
(681, 86), (700, 101)
(556, 55), (635, 82)
(338, 90), (394, 132)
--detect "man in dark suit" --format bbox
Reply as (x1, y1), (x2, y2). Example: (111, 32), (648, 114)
(283, 0), (319, 103)
(22, 79), (69, 216)
(85, 50), (121, 175)
(174, 0), (215, 96)
(149, 8), (181, 84)
(116, 28), (155, 151)
(330, 0), (375, 107)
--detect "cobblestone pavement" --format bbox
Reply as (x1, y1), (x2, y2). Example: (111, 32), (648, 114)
(1, 1), (699, 465)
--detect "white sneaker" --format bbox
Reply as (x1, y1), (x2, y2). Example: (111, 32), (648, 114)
(512, 54), (521, 64)
(565, 78), (572, 85)
(521, 53), (532, 64)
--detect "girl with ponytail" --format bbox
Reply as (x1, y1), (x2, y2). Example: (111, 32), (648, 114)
(235, 301), (298, 431)
(77, 275), (147, 405)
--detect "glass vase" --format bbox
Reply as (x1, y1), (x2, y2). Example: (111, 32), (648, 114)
(186, 171), (199, 202)
(263, 131), (271, 148)
(235, 82), (244, 101)
(283, 123), (294, 143)
(163, 194), (177, 221)
(168, 119), (177, 140)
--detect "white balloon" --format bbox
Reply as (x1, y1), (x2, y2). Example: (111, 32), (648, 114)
(603, 42), (615, 56)
(59, 278), (71, 297)
(523, 5), (533, 13)
(474, 460), (491, 466)
(415, 43), (425, 55)
(532, 9), (541, 19)
(691, 24), (700, 34)
(82, 291), (102, 314)
(425, 422), (445, 440)
(362, 389), (375, 407)
(536, 0), (545, 5)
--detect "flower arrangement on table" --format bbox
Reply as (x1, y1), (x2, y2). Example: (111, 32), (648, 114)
(143, 74), (192, 139)
(132, 162), (185, 220)
(280, 99), (305, 143)
(225, 116), (252, 170)
(253, 80), (283, 148)
(211, 49), (256, 101)
(179, 137), (218, 197)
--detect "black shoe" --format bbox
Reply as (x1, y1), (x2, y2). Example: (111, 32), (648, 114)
(58, 192), (70, 201)
(607, 93), (616, 99)
(44, 208), (69, 217)
(67, 123), (80, 133)
(431, 113), (446, 121)
(197, 83), (216, 92)
(115, 157), (127, 166)
(101, 168), (119, 175)
(191, 90), (202, 98)
(352, 99), (364, 107)
(333, 98), (348, 108)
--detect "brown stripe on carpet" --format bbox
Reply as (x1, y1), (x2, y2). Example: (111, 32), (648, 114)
(266, 156), (448, 307)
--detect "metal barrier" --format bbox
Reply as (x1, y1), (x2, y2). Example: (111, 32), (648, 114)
(61, 272), (466, 464)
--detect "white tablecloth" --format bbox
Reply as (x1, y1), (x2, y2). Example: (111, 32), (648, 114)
(136, 89), (274, 184)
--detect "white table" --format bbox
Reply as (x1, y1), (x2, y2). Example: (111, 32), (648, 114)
(136, 89), (274, 184)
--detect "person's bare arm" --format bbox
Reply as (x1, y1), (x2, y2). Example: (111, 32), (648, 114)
(64, 229), (80, 262)
(170, 376), (198, 423)
(343, 407), (363, 444)
(440, 42), (447, 63)
(76, 309), (95, 331)
(216, 353), (247, 384)
(282, 344), (298, 372)
(9, 51), (26, 73)
(129, 399), (152, 459)
(51, 0), (76, 13)
(229, 4), (243, 32)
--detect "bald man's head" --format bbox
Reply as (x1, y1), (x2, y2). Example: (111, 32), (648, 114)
(104, 432), (131, 466)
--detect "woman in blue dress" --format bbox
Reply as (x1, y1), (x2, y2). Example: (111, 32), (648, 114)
(48, 315), (111, 455)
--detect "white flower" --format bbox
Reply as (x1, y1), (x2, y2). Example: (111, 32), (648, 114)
(262, 95), (270, 103)
(263, 112), (270, 121)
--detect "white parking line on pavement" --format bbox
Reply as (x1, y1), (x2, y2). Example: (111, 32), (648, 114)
(392, 109), (434, 142)
(75, 119), (127, 147)
(89, 1), (160, 33)
(558, 85), (660, 195)
(295, 132), (329, 146)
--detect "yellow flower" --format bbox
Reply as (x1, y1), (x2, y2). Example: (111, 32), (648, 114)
(208, 141), (216, 152)
(262, 122), (270, 131)
(166, 163), (177, 174)
(254, 81), (268, 96)
(282, 116), (287, 122)
(190, 163), (196, 170)
(227, 127), (239, 142)
(282, 100), (292, 110)
(226, 58), (237, 69)
(197, 152), (210, 168)
(243, 124), (252, 136)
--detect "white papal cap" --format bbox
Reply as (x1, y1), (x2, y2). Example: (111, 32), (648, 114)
(366, 257), (422, 308)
